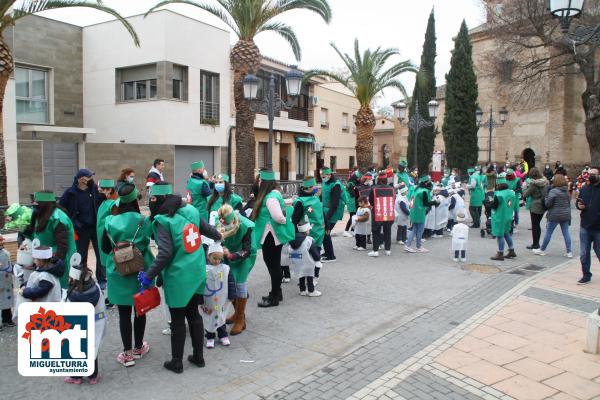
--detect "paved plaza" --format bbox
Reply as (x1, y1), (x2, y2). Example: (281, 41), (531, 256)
(2, 210), (600, 400)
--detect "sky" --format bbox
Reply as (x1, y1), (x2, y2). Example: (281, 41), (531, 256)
(33, 0), (486, 108)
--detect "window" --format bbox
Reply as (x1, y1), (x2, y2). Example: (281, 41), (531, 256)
(320, 108), (329, 128)
(342, 113), (349, 132)
(258, 142), (268, 169)
(349, 156), (355, 170)
(200, 70), (220, 124)
(172, 64), (186, 100)
(16, 66), (49, 123)
(118, 64), (158, 102)
(352, 115), (357, 133)
(330, 156), (337, 172)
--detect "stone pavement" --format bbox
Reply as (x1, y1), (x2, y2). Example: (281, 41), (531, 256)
(0, 209), (594, 400)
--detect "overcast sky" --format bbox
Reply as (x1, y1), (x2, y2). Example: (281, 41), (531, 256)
(34, 0), (485, 108)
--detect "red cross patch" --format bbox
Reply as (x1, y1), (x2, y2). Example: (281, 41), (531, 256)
(183, 223), (201, 253)
(185, 190), (192, 204)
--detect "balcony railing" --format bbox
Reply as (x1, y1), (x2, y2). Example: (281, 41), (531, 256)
(200, 101), (220, 125)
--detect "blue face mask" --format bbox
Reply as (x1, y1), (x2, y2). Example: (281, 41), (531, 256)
(215, 183), (225, 193)
(312, 187), (319, 195)
(127, 176), (135, 183)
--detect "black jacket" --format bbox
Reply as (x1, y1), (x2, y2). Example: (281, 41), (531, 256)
(59, 178), (105, 230)
(578, 183), (600, 229)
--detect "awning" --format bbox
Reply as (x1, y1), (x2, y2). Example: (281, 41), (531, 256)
(295, 137), (315, 143)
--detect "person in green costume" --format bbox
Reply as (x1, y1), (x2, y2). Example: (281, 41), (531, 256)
(96, 179), (117, 295)
(250, 169), (294, 308)
(394, 160), (414, 197)
(207, 173), (243, 219)
(343, 171), (360, 236)
(23, 191), (76, 289)
(468, 168), (485, 228)
(4, 203), (32, 233)
(291, 176), (325, 282)
(185, 160), (212, 222)
(506, 168), (523, 231)
(100, 183), (153, 367)
(140, 183), (222, 373)
(405, 176), (439, 253)
(320, 167), (346, 263)
(490, 174), (518, 261)
(219, 204), (256, 335)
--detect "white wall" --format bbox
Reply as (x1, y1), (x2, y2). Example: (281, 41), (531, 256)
(82, 10), (230, 147)
(4, 77), (19, 204)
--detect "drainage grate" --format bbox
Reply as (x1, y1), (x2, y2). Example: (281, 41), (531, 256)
(509, 263), (546, 276)
(461, 264), (502, 274)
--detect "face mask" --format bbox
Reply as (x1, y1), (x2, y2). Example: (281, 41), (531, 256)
(215, 183), (225, 193)
(127, 176), (135, 183)
(365, 180), (373, 186)
(323, 176), (330, 182)
(202, 170), (208, 179)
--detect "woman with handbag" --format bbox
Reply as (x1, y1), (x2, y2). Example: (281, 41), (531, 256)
(101, 183), (154, 368)
(139, 182), (222, 374)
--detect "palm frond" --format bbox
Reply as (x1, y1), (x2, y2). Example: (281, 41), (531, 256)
(13, 0), (139, 45)
(258, 21), (301, 60)
(145, 0), (240, 36)
(275, 0), (332, 23)
(303, 69), (354, 92)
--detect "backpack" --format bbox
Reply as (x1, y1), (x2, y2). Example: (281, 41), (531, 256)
(107, 216), (145, 276)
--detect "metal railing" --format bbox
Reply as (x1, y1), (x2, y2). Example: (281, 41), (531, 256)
(200, 101), (220, 124)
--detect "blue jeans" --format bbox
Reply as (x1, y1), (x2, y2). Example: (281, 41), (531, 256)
(497, 233), (514, 252)
(541, 221), (572, 253)
(406, 223), (425, 249)
(580, 227), (600, 279)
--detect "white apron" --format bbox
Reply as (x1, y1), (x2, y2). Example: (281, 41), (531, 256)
(0, 249), (13, 310)
(450, 193), (468, 221)
(451, 223), (469, 251)
(67, 283), (106, 355)
(425, 206), (436, 230)
(25, 270), (62, 302)
(283, 236), (317, 279)
(354, 208), (371, 236)
(434, 196), (450, 231)
(200, 262), (230, 333)
(394, 195), (409, 226)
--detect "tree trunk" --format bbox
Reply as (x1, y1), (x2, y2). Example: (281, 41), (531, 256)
(355, 106), (376, 170)
(586, 113), (600, 166)
(0, 35), (13, 207)
(230, 40), (261, 184)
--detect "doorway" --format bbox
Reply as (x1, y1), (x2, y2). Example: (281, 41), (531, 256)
(279, 143), (290, 180)
(522, 148), (536, 169)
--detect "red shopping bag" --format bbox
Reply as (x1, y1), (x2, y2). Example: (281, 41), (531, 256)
(133, 286), (161, 317)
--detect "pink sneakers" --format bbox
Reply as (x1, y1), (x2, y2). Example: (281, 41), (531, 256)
(220, 337), (231, 346)
(64, 377), (82, 385)
(117, 351), (135, 367)
(132, 341), (150, 359)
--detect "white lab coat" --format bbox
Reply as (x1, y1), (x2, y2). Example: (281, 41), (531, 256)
(394, 194), (410, 227)
(434, 195), (450, 231)
(451, 223), (469, 251)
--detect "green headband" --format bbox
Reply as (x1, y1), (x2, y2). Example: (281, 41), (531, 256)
(467, 168), (475, 174)
(399, 160), (407, 168)
(217, 174), (230, 183)
(119, 187), (138, 204)
(259, 170), (276, 181)
(151, 184), (173, 196)
(191, 160), (205, 171)
(99, 179), (115, 189)
(34, 192), (56, 202)
(506, 168), (514, 174)
(302, 177), (316, 188)
(322, 168), (332, 175)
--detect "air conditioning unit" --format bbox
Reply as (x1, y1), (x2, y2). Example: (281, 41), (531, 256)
(310, 96), (319, 106)
(314, 142), (322, 152)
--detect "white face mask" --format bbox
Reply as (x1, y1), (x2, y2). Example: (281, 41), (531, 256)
(202, 170), (208, 179)
(365, 180), (373, 186)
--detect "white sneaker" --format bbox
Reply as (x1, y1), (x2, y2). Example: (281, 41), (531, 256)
(385, 251), (391, 256)
(343, 231), (353, 237)
(416, 247), (430, 253)
(308, 290), (322, 297)
(352, 245), (358, 250)
(397, 241), (405, 245)
(404, 246), (416, 253)
(368, 251), (379, 257)
(314, 278), (319, 286)
(162, 327), (172, 335)
(532, 248), (545, 256)
(565, 252), (573, 258)
(421, 238), (427, 242)
(453, 258), (459, 262)
(299, 291), (308, 296)
(433, 234), (443, 239)
(461, 258), (467, 262)
(356, 247), (366, 251)
(220, 337), (231, 346)
(282, 277), (291, 283)
(206, 339), (215, 349)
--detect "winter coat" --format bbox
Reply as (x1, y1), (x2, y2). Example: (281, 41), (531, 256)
(545, 186), (571, 222)
(522, 178), (548, 215)
(59, 178), (104, 230)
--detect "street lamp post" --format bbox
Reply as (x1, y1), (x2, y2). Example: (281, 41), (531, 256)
(394, 99), (439, 169)
(243, 66), (304, 171)
(476, 105), (509, 164)
(549, 0), (600, 44)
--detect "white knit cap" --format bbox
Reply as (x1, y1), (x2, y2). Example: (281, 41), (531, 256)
(297, 221), (312, 233)
(32, 246), (53, 260)
(457, 212), (466, 222)
(208, 241), (224, 255)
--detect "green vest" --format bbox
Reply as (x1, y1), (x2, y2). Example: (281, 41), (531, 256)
(346, 181), (357, 213)
(254, 191), (294, 248)
(491, 189), (515, 237)
(322, 180), (345, 223)
(507, 178), (521, 210)
(186, 177), (210, 222)
(223, 213), (257, 283)
(410, 187), (431, 224)
(524, 178), (532, 210)
(396, 171), (412, 188)
(294, 195), (325, 247)
(469, 173), (485, 207)
(30, 208), (76, 289)
(209, 193), (243, 214)
(153, 205), (206, 308)
(96, 199), (115, 269)
(104, 212), (154, 306)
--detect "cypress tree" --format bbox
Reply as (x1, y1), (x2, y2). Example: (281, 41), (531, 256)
(442, 20), (479, 174)
(407, 9), (436, 173)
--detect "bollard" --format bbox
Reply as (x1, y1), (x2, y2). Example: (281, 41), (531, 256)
(585, 310), (600, 354)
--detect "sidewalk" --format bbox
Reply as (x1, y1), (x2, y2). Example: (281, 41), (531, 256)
(349, 259), (600, 400)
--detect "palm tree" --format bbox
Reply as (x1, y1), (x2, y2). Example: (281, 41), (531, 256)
(0, 0), (139, 206)
(146, 0), (332, 184)
(305, 39), (417, 170)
